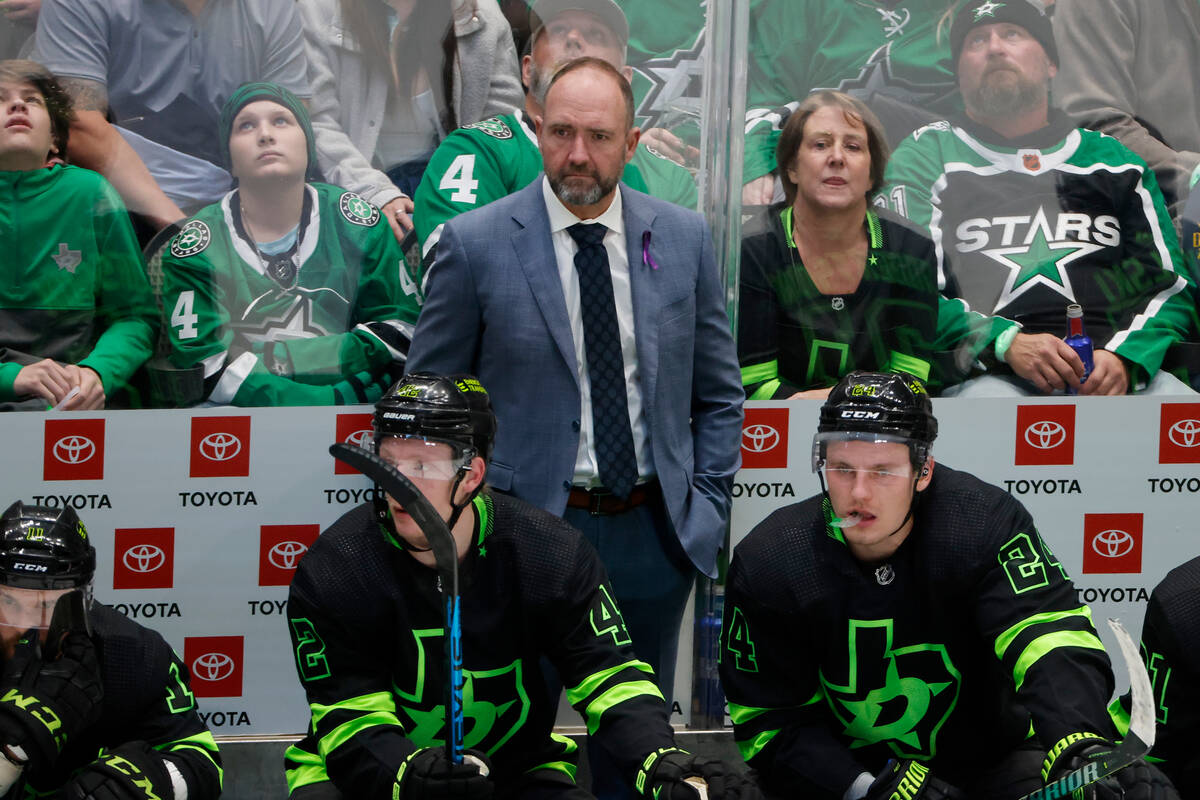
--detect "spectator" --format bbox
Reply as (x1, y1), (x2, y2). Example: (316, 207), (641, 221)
(0, 59), (156, 411)
(720, 371), (1179, 800)
(739, 90), (1039, 399)
(160, 83), (420, 407)
(406, 58), (743, 798)
(0, 0), (36, 59)
(0, 502), (221, 799)
(1111, 555), (1200, 798)
(1052, 0), (1200, 223)
(413, 0), (696, 265)
(285, 373), (756, 800)
(742, 0), (958, 206)
(298, 0), (522, 243)
(32, 0), (309, 232)
(879, 0), (1196, 395)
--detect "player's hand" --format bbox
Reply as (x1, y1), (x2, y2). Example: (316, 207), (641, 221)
(13, 359), (74, 405)
(396, 747), (493, 800)
(64, 741), (172, 800)
(1078, 349), (1129, 396)
(863, 759), (964, 800)
(1044, 733), (1181, 800)
(788, 388), (833, 400)
(383, 195), (415, 242)
(637, 748), (763, 799)
(0, 631), (103, 769)
(0, 0), (41, 23)
(58, 365), (106, 410)
(741, 174), (775, 206)
(1003, 332), (1084, 393)
(640, 127), (699, 167)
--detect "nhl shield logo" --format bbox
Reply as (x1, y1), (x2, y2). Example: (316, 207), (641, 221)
(340, 192), (380, 227)
(1022, 153), (1041, 171)
(170, 221), (212, 258)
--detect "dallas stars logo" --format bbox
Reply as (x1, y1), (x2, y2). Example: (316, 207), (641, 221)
(170, 220), (211, 258)
(631, 32), (706, 129)
(237, 292), (334, 343)
(822, 619), (960, 758)
(972, 0), (1006, 21)
(979, 206), (1104, 311)
(339, 192), (380, 227)
(817, 42), (958, 112)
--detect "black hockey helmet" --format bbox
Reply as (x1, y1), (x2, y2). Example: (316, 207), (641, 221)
(374, 372), (497, 463)
(813, 371), (938, 471)
(0, 502), (95, 592)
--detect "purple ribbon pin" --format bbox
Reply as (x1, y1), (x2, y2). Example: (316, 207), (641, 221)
(642, 231), (659, 270)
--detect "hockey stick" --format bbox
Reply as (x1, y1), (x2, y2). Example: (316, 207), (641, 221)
(329, 443), (464, 766)
(1017, 618), (1155, 800)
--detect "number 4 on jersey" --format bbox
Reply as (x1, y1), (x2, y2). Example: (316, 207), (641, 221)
(439, 154), (479, 204)
(591, 584), (632, 646)
(171, 290), (199, 340)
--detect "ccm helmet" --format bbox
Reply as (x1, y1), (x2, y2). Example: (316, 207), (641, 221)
(0, 502), (95, 593)
(813, 371), (938, 471)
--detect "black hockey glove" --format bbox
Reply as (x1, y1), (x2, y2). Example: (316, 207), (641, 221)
(0, 631), (103, 769)
(863, 759), (965, 800)
(636, 747), (763, 800)
(64, 741), (173, 800)
(1042, 733), (1181, 800)
(395, 747), (493, 800)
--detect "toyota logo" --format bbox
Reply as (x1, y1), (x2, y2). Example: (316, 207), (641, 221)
(53, 435), (96, 464)
(1168, 419), (1200, 448)
(344, 429), (373, 448)
(268, 541), (309, 570)
(122, 544), (165, 573)
(192, 652), (235, 682)
(742, 424), (780, 453)
(1091, 529), (1135, 559)
(198, 432), (242, 462)
(1023, 421), (1066, 450)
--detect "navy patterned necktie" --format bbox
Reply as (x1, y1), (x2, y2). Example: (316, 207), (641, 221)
(567, 223), (637, 499)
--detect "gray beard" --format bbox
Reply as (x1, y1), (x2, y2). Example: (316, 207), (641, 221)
(550, 173), (616, 207)
(965, 73), (1047, 119)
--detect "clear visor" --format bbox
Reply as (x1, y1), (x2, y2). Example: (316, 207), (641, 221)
(379, 437), (470, 483)
(811, 431), (916, 472)
(0, 585), (81, 635)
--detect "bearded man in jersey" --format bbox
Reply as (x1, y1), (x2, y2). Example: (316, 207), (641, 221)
(879, 0), (1197, 396)
(720, 371), (1178, 800)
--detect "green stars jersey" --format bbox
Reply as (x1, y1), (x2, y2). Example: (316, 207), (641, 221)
(744, 0), (960, 183)
(738, 203), (1016, 397)
(0, 164), (156, 407)
(619, 0), (706, 135)
(1112, 555), (1200, 798)
(880, 113), (1197, 388)
(285, 494), (677, 797)
(161, 183), (422, 407)
(720, 465), (1115, 796)
(413, 111), (698, 263)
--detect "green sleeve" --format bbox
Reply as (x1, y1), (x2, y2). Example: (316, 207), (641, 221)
(630, 144), (698, 210)
(931, 294), (1020, 389)
(77, 179), (156, 394)
(0, 362), (20, 402)
(877, 126), (948, 229)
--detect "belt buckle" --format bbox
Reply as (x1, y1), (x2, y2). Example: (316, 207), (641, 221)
(588, 490), (607, 516)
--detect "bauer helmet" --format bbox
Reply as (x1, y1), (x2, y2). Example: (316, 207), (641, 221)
(374, 373), (496, 463)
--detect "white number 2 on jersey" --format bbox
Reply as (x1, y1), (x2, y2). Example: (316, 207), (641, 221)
(171, 290), (199, 340)
(438, 154), (479, 204)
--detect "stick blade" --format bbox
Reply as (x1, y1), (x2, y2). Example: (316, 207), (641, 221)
(1108, 617), (1155, 749)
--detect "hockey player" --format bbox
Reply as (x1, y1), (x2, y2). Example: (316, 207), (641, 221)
(719, 370), (1178, 799)
(412, 0), (697, 264)
(879, 0), (1196, 396)
(160, 82), (421, 407)
(1111, 555), (1200, 797)
(285, 372), (757, 800)
(0, 502), (221, 799)
(0, 59), (157, 410)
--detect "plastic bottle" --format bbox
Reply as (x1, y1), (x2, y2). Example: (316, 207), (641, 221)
(1064, 303), (1094, 395)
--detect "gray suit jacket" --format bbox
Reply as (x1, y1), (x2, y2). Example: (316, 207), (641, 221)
(407, 180), (744, 577)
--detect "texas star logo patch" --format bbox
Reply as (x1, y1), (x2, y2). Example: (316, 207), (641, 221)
(463, 118), (513, 139)
(170, 220), (212, 258)
(339, 192), (380, 227)
(52, 243), (81, 274)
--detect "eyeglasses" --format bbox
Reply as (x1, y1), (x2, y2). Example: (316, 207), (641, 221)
(821, 465), (912, 486)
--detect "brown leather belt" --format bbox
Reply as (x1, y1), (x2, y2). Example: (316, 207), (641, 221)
(566, 480), (659, 516)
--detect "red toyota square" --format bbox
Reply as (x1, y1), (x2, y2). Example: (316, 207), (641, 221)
(113, 528), (174, 590)
(259, 524), (321, 586)
(184, 636), (243, 698)
(1082, 513), (1143, 574)
(1014, 405), (1075, 466)
(43, 419), (105, 481)
(189, 417), (251, 478)
(741, 408), (789, 469)
(334, 413), (375, 475)
(1159, 403), (1200, 464)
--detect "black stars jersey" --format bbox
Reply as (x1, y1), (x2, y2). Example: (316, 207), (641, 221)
(880, 113), (1196, 388)
(720, 466), (1116, 797)
(284, 493), (676, 798)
